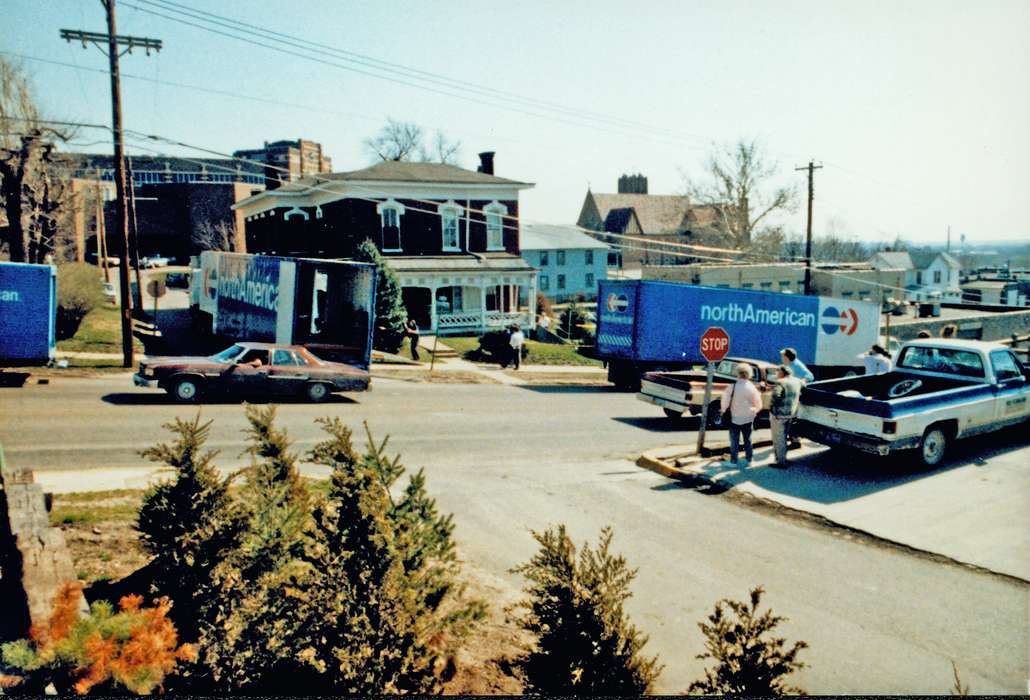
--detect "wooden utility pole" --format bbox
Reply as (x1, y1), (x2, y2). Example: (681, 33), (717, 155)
(126, 155), (144, 311)
(61, 5), (161, 368)
(94, 168), (109, 284)
(795, 161), (823, 296)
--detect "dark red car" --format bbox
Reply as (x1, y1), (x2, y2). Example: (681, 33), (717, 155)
(133, 342), (370, 403)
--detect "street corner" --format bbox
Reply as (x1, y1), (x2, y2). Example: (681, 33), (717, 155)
(636, 429), (1030, 582)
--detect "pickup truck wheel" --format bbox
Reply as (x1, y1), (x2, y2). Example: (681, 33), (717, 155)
(663, 407), (685, 419)
(919, 426), (948, 467)
(305, 382), (330, 403)
(170, 377), (200, 403)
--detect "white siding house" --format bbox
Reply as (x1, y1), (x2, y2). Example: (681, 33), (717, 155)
(519, 224), (610, 302)
(869, 250), (961, 301)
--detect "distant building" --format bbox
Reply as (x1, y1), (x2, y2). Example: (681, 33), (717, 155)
(235, 153), (537, 334)
(643, 262), (804, 293)
(58, 152), (265, 261)
(577, 174), (727, 268)
(519, 223), (609, 302)
(642, 260), (906, 303)
(869, 250), (961, 301)
(232, 139), (332, 189)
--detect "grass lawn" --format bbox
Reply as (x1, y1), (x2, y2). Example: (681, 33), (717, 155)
(442, 335), (601, 367)
(57, 303), (143, 354)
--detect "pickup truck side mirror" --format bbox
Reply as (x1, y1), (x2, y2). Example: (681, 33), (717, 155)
(996, 370), (1024, 384)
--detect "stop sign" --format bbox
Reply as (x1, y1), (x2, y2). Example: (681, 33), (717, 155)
(700, 326), (730, 363)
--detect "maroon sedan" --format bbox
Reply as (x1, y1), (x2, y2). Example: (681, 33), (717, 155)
(133, 342), (370, 403)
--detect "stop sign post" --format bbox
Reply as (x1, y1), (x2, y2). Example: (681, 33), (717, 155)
(697, 327), (730, 455)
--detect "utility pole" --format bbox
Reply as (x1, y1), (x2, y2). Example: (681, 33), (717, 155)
(126, 156), (144, 311)
(61, 4), (161, 368)
(795, 161), (822, 295)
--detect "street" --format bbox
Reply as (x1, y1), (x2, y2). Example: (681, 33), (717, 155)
(1, 375), (1026, 694)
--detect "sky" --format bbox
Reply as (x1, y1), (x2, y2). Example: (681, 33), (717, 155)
(4, 0), (1029, 246)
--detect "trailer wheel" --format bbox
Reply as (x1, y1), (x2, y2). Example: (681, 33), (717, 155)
(918, 425), (948, 468)
(305, 382), (330, 403)
(170, 377), (201, 403)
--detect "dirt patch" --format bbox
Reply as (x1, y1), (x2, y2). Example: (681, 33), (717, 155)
(506, 371), (608, 385)
(60, 520), (149, 586)
(373, 370), (500, 384)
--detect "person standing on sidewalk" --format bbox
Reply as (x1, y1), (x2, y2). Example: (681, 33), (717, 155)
(508, 323), (525, 369)
(720, 364), (763, 467)
(405, 318), (420, 361)
(769, 365), (802, 469)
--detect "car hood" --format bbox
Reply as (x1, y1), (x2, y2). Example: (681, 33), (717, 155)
(141, 356), (226, 370)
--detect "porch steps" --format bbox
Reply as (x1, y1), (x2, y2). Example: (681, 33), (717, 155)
(421, 336), (460, 359)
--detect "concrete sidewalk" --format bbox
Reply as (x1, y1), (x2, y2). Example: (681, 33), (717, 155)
(638, 428), (1030, 582)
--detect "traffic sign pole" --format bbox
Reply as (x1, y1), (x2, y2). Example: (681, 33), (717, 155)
(696, 327), (731, 456)
(696, 361), (716, 455)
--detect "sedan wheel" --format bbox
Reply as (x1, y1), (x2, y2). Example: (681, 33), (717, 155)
(306, 382), (330, 403)
(919, 427), (948, 468)
(171, 378), (200, 403)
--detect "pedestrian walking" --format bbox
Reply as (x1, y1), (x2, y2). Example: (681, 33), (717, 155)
(405, 318), (420, 361)
(719, 364), (763, 467)
(858, 344), (892, 375)
(769, 365), (802, 468)
(508, 323), (525, 369)
(780, 347), (815, 384)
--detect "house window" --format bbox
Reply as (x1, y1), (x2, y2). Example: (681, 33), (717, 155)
(934, 270), (942, 284)
(586, 273), (595, 288)
(779, 280), (792, 290)
(916, 271), (923, 285)
(760, 281), (773, 290)
(439, 201), (463, 251)
(557, 250), (566, 266)
(484, 201), (507, 250)
(540, 275), (549, 291)
(842, 291), (854, 298)
(376, 200), (405, 252)
(585, 250), (594, 265)
(742, 283), (754, 289)
(557, 274), (566, 290)
(540, 251), (549, 266)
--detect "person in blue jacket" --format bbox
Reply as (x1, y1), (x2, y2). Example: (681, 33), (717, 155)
(780, 347), (814, 384)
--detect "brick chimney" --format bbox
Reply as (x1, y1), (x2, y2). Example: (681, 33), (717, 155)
(477, 151), (495, 175)
(617, 173), (648, 194)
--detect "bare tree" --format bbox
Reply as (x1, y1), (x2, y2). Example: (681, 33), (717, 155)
(418, 129), (462, 165)
(364, 118), (462, 165)
(363, 119), (424, 162)
(192, 220), (237, 252)
(0, 57), (74, 262)
(683, 139), (797, 251)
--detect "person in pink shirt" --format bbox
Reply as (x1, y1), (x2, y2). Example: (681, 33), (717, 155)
(719, 364), (764, 467)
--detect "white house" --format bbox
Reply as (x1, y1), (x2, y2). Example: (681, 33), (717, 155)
(519, 223), (610, 302)
(869, 250), (961, 302)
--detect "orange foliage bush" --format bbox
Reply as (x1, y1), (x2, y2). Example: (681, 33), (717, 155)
(1, 582), (197, 695)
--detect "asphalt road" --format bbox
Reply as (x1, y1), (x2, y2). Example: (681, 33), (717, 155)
(1, 375), (1027, 694)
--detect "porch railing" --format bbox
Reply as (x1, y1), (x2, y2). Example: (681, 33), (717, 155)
(436, 310), (532, 331)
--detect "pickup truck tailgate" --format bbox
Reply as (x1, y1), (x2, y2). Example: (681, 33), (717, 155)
(798, 404), (885, 435)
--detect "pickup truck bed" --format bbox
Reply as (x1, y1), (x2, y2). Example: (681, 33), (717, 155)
(800, 372), (985, 418)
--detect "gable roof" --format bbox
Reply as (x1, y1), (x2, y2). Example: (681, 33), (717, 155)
(277, 160), (532, 192)
(871, 251), (914, 270)
(589, 193), (692, 234)
(909, 250), (961, 270)
(520, 223), (610, 251)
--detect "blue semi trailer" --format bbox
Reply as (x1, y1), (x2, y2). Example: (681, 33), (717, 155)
(0, 261), (57, 366)
(595, 279), (880, 389)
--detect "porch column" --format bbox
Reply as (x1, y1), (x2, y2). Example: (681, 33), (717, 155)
(429, 284), (439, 333)
(526, 273), (538, 330)
(480, 284), (488, 331)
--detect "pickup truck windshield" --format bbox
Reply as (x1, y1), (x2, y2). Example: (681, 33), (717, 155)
(897, 346), (985, 378)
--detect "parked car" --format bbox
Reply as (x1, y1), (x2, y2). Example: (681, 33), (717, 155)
(133, 342), (370, 403)
(795, 339), (1030, 467)
(638, 357), (778, 426)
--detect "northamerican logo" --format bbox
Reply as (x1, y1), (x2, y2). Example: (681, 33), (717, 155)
(606, 292), (629, 313)
(821, 306), (859, 335)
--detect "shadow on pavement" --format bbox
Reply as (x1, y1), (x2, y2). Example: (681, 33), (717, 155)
(663, 424), (1030, 505)
(613, 415), (726, 433)
(518, 384), (621, 394)
(101, 392), (359, 406)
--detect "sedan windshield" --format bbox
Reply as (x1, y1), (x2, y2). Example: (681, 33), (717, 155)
(210, 344), (246, 363)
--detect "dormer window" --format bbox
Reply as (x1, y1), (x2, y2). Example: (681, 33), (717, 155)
(484, 201), (507, 250)
(439, 201), (464, 252)
(376, 199), (405, 252)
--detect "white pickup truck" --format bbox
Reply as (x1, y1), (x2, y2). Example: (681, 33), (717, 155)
(795, 339), (1030, 467)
